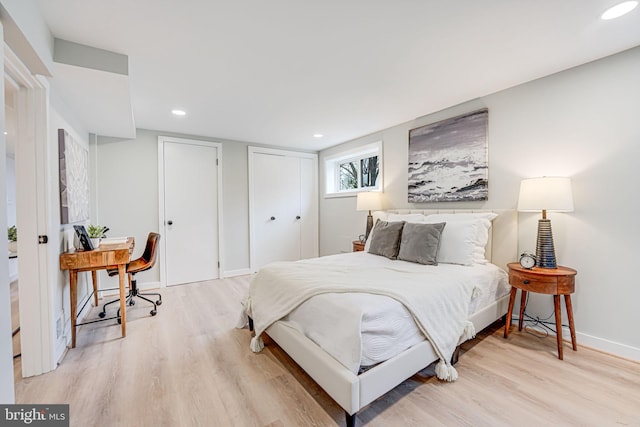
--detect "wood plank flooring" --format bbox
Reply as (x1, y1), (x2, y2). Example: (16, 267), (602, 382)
(14, 276), (640, 427)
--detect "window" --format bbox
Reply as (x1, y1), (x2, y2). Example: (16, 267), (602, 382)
(325, 141), (382, 196)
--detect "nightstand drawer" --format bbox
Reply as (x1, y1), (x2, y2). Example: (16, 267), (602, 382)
(509, 270), (558, 294)
(352, 240), (365, 252)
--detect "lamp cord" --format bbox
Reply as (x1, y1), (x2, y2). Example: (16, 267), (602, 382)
(510, 293), (569, 339)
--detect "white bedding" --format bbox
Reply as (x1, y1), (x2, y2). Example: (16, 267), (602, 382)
(281, 252), (509, 369)
(244, 251), (485, 381)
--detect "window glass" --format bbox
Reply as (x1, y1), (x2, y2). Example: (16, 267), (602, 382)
(339, 160), (358, 190)
(324, 141), (382, 197)
(360, 155), (379, 188)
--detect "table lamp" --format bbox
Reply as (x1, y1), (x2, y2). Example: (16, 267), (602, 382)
(517, 177), (574, 269)
(356, 192), (382, 240)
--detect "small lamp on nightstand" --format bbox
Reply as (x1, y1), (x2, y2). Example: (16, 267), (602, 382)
(356, 192), (382, 240)
(517, 177), (574, 269)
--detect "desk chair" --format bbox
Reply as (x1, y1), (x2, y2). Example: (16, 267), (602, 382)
(99, 232), (162, 322)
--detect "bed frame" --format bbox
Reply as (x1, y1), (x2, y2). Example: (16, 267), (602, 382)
(262, 209), (517, 426)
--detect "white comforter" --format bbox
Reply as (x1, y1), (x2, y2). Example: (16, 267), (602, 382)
(285, 253), (509, 369)
(243, 252), (484, 381)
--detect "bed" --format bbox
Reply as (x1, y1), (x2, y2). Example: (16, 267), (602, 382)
(241, 209), (517, 426)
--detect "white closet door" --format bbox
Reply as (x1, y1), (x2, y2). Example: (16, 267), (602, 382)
(163, 141), (219, 285)
(299, 156), (318, 260)
(252, 153), (301, 270)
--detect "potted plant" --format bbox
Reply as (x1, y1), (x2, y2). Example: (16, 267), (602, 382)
(7, 225), (17, 253)
(87, 225), (109, 248)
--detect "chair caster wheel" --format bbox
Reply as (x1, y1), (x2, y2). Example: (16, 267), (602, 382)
(129, 300), (135, 306)
(117, 318), (122, 324)
(150, 310), (157, 316)
(98, 312), (106, 318)
(156, 300), (162, 306)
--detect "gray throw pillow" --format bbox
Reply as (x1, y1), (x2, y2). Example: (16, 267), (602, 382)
(367, 220), (405, 260)
(397, 222), (446, 265)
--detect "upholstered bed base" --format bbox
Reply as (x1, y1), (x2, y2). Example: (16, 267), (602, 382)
(265, 294), (509, 425)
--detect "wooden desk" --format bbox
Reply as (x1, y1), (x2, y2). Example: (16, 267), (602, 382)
(60, 237), (134, 348)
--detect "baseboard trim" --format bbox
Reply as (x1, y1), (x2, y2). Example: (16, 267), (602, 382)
(510, 318), (639, 362)
(567, 328), (640, 362)
(223, 268), (252, 278)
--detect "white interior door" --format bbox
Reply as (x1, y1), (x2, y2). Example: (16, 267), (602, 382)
(161, 139), (220, 286)
(252, 153), (301, 270)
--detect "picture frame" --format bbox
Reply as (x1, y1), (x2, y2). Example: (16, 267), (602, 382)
(58, 129), (90, 224)
(408, 109), (489, 203)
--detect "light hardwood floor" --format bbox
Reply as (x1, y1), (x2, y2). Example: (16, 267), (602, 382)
(14, 276), (640, 427)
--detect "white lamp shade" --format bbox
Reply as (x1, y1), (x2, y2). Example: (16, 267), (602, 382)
(356, 192), (383, 211)
(517, 177), (574, 212)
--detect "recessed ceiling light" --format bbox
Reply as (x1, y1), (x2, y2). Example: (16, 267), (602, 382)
(601, 1), (638, 20)
(3, 132), (7, 135)
(171, 109), (186, 116)
(313, 134), (324, 138)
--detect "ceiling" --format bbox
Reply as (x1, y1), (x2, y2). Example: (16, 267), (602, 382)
(36, 1), (640, 151)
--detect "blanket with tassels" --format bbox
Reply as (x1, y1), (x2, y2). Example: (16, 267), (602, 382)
(241, 258), (478, 381)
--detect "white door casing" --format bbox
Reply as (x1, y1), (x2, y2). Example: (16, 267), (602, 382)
(158, 137), (223, 286)
(4, 44), (55, 378)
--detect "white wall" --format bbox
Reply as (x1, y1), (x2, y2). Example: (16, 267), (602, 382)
(95, 129), (254, 280)
(319, 46), (640, 359)
(49, 88), (91, 362)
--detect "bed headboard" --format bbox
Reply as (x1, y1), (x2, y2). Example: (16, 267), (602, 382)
(372, 209), (517, 270)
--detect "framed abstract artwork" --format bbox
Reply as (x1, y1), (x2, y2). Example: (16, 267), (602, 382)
(408, 108), (489, 203)
(58, 129), (90, 224)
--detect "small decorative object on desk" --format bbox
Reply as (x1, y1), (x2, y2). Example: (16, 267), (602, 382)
(7, 225), (17, 253)
(87, 224), (109, 248)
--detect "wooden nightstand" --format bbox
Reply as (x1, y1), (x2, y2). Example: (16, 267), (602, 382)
(504, 263), (578, 360)
(352, 240), (365, 252)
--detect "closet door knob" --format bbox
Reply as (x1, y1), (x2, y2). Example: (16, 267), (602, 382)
(167, 220), (174, 225)
(296, 216), (301, 220)
(270, 216), (276, 221)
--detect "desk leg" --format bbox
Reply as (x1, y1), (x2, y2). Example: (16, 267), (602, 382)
(91, 270), (99, 307)
(564, 294), (577, 351)
(518, 290), (527, 331)
(118, 265), (127, 338)
(504, 287), (517, 338)
(70, 270), (78, 349)
(554, 295), (563, 360)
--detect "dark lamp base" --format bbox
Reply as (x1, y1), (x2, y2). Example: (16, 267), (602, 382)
(536, 218), (557, 269)
(365, 213), (374, 240)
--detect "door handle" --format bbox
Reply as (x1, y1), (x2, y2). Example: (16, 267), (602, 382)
(167, 220), (174, 225)
(296, 216), (301, 220)
(270, 216), (276, 221)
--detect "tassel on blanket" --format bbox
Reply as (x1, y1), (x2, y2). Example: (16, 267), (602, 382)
(459, 321), (476, 342)
(250, 335), (264, 352)
(435, 360), (458, 382)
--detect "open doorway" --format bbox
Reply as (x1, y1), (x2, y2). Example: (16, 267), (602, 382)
(5, 74), (20, 376)
(3, 45), (55, 379)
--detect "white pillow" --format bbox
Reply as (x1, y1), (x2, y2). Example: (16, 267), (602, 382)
(365, 213), (424, 251)
(423, 213), (496, 265)
(387, 213), (425, 223)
